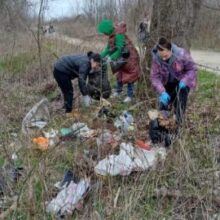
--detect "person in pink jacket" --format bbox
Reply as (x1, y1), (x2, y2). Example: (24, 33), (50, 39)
(150, 37), (197, 124)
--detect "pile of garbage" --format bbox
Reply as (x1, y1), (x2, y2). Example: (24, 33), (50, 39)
(1, 98), (175, 218)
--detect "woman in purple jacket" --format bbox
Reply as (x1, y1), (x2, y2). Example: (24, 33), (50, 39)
(150, 37), (197, 124)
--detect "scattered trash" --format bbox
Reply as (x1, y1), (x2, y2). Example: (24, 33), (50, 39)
(148, 109), (176, 130)
(22, 98), (50, 135)
(100, 98), (112, 107)
(60, 128), (73, 137)
(10, 133), (17, 138)
(148, 110), (176, 147)
(158, 111), (176, 130)
(60, 123), (95, 139)
(95, 143), (166, 176)
(149, 119), (171, 147)
(72, 123), (94, 138)
(148, 109), (159, 120)
(97, 106), (116, 119)
(43, 129), (59, 146)
(54, 170), (80, 190)
(32, 137), (49, 151)
(114, 111), (134, 134)
(95, 130), (120, 157)
(11, 153), (18, 161)
(96, 130), (117, 148)
(46, 178), (90, 217)
(135, 140), (151, 150)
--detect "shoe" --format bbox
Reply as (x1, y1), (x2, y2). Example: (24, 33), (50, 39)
(123, 96), (132, 103)
(111, 92), (121, 98)
(65, 110), (81, 118)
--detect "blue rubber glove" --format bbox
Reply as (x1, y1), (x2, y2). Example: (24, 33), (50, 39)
(179, 81), (186, 89)
(159, 92), (171, 106)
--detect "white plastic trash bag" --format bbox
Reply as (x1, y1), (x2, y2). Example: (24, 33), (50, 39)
(22, 98), (50, 135)
(95, 143), (166, 176)
(46, 179), (90, 216)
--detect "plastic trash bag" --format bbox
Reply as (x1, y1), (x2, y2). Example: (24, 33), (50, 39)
(95, 143), (166, 176)
(114, 111), (134, 134)
(22, 98), (50, 135)
(46, 178), (90, 216)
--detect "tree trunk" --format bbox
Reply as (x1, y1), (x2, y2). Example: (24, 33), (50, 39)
(150, 0), (202, 50)
(137, 0), (202, 102)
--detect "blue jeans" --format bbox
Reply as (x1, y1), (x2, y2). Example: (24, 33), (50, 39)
(116, 81), (134, 97)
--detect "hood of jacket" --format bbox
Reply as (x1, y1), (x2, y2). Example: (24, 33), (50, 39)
(151, 43), (182, 65)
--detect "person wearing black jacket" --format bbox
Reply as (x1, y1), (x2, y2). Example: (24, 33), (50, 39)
(53, 52), (101, 113)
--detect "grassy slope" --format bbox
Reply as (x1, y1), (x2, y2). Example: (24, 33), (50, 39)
(0, 35), (220, 219)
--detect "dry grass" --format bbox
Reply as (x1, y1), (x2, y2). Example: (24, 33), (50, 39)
(0, 29), (220, 220)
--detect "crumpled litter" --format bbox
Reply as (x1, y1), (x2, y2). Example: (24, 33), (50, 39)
(95, 143), (166, 176)
(135, 139), (151, 150)
(60, 123), (95, 138)
(32, 137), (49, 151)
(22, 98), (50, 135)
(54, 170), (79, 190)
(46, 178), (90, 216)
(43, 129), (59, 146)
(96, 130), (118, 147)
(114, 111), (134, 134)
(71, 123), (93, 138)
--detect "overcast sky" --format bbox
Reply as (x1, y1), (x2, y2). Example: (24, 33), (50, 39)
(29, 0), (81, 20)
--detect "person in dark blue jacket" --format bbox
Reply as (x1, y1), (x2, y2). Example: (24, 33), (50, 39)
(53, 52), (101, 113)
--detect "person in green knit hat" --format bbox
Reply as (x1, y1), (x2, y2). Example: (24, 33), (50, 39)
(97, 19), (140, 103)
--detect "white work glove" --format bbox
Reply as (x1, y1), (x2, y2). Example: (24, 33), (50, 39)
(105, 56), (112, 64)
(83, 95), (92, 107)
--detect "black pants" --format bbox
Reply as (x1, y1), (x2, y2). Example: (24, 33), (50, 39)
(53, 68), (73, 113)
(160, 82), (190, 125)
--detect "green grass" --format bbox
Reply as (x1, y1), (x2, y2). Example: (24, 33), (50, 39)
(196, 69), (220, 103)
(1, 50), (220, 220)
(0, 52), (36, 75)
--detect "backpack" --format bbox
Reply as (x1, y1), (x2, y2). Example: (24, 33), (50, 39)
(137, 22), (150, 44)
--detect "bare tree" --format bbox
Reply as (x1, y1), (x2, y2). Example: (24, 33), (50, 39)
(150, 0), (202, 49)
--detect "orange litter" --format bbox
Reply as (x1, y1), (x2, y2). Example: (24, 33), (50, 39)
(135, 140), (151, 150)
(32, 137), (49, 151)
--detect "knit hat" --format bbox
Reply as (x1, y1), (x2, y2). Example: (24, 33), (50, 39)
(97, 19), (114, 35)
